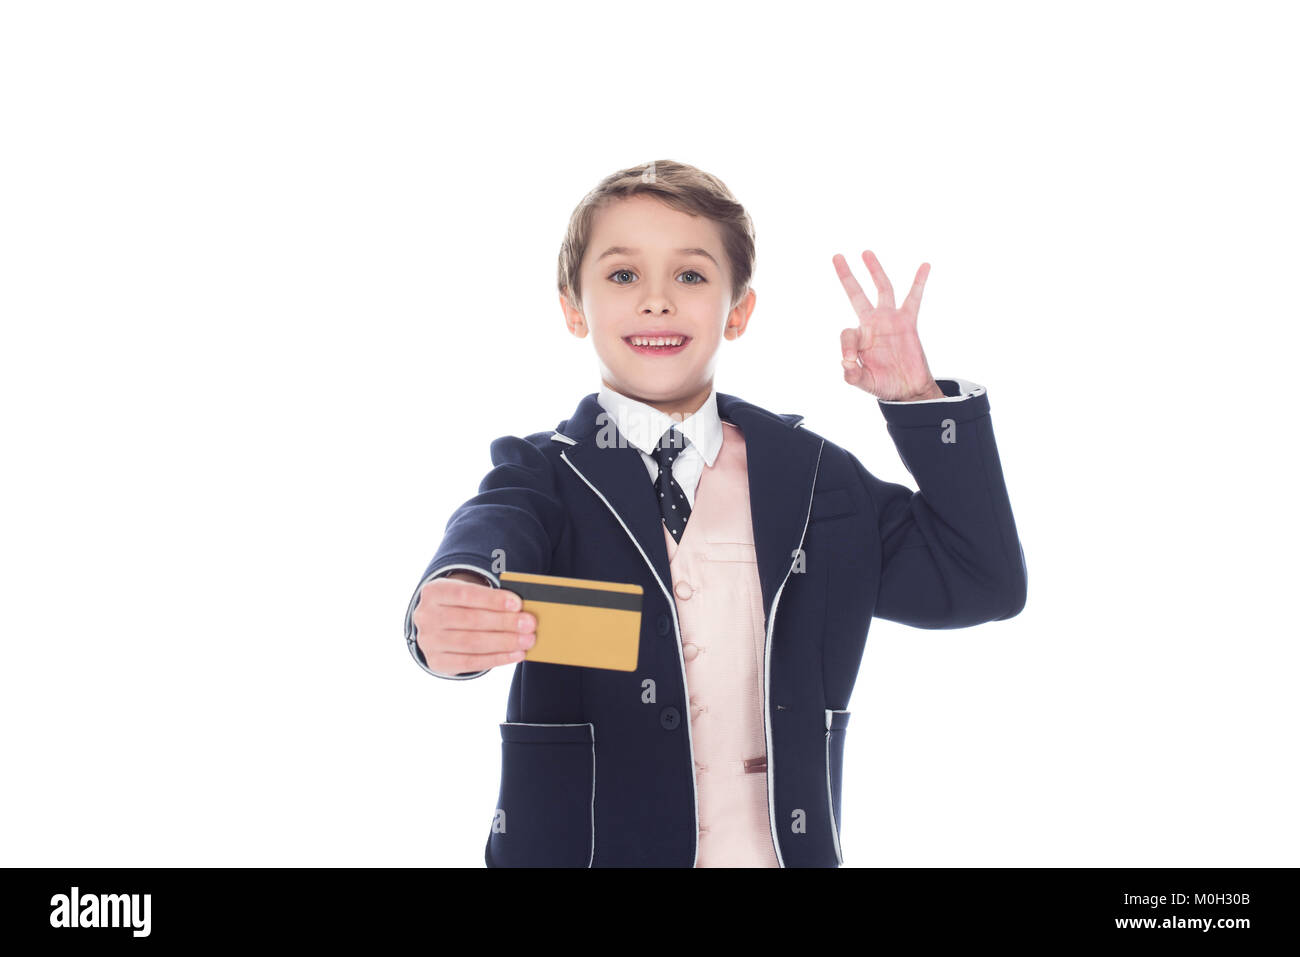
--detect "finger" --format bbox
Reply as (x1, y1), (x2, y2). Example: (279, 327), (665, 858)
(843, 357), (875, 392)
(842, 317), (872, 358)
(860, 250), (895, 311)
(430, 649), (528, 673)
(900, 262), (930, 319)
(436, 628), (537, 655)
(831, 253), (875, 318)
(443, 605), (536, 635)
(840, 327), (861, 367)
(424, 577), (522, 612)
(840, 328), (863, 385)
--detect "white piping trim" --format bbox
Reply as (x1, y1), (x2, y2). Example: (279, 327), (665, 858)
(405, 563), (501, 679)
(559, 450), (701, 868)
(824, 708), (849, 865)
(763, 438), (825, 868)
(550, 432), (577, 445)
(877, 376), (987, 404)
(501, 720), (595, 868)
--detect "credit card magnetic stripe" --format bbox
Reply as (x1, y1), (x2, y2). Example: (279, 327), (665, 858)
(500, 579), (643, 612)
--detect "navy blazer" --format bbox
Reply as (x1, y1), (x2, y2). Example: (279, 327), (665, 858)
(407, 381), (1027, 867)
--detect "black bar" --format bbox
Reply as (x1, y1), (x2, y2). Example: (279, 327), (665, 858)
(500, 579), (642, 612)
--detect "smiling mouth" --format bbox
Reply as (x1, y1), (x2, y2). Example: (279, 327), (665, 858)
(624, 334), (690, 354)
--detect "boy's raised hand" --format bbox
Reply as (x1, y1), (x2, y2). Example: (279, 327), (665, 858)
(833, 250), (945, 402)
(413, 570), (536, 674)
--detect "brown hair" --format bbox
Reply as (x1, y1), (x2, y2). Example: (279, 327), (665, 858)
(557, 159), (756, 313)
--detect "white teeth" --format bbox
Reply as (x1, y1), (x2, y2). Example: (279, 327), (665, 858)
(629, 336), (685, 346)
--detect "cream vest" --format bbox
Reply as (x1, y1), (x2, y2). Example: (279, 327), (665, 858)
(662, 420), (780, 867)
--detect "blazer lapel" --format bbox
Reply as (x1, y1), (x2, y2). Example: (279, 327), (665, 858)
(716, 391), (824, 619)
(556, 392), (676, 601)
(555, 391), (824, 621)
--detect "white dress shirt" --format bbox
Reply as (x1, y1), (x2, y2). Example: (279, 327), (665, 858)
(593, 381), (723, 510)
(406, 377), (986, 679)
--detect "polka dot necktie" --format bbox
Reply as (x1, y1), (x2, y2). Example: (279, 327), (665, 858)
(653, 427), (693, 542)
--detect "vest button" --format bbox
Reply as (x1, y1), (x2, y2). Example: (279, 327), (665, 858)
(674, 580), (693, 600)
(659, 706), (681, 730)
(656, 614), (671, 636)
(682, 642), (700, 662)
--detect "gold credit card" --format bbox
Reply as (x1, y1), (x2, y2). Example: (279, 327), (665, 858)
(499, 571), (643, 671)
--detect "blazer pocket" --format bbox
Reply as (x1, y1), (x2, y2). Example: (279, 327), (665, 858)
(486, 722), (595, 868)
(811, 486), (855, 522)
(701, 541), (758, 563)
(825, 709), (850, 865)
(703, 521), (756, 548)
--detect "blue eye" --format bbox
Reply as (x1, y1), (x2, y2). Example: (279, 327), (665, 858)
(608, 269), (709, 285)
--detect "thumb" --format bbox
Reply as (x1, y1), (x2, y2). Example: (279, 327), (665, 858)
(840, 327), (860, 368)
(840, 327), (865, 386)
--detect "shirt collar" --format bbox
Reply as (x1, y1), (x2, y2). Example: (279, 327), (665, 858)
(595, 382), (723, 468)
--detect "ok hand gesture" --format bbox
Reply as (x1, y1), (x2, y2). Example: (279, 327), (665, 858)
(833, 251), (944, 402)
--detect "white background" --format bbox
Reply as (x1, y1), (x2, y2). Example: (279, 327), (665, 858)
(2, 0), (1296, 867)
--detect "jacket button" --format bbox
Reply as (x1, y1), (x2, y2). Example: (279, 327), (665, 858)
(674, 580), (693, 600)
(659, 706), (681, 730)
(682, 642), (700, 661)
(657, 614), (671, 636)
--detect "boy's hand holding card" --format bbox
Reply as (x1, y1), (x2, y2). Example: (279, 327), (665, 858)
(499, 571), (643, 671)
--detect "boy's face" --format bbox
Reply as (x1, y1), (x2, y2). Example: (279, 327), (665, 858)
(561, 194), (755, 418)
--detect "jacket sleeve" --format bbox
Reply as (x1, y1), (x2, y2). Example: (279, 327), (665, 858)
(850, 377), (1028, 628)
(404, 434), (569, 679)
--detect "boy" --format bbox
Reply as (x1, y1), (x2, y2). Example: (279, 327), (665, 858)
(405, 160), (1027, 867)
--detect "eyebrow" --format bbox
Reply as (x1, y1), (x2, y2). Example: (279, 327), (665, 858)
(596, 245), (720, 268)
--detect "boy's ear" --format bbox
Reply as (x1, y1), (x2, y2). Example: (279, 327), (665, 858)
(559, 290), (587, 338)
(725, 287), (757, 339)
